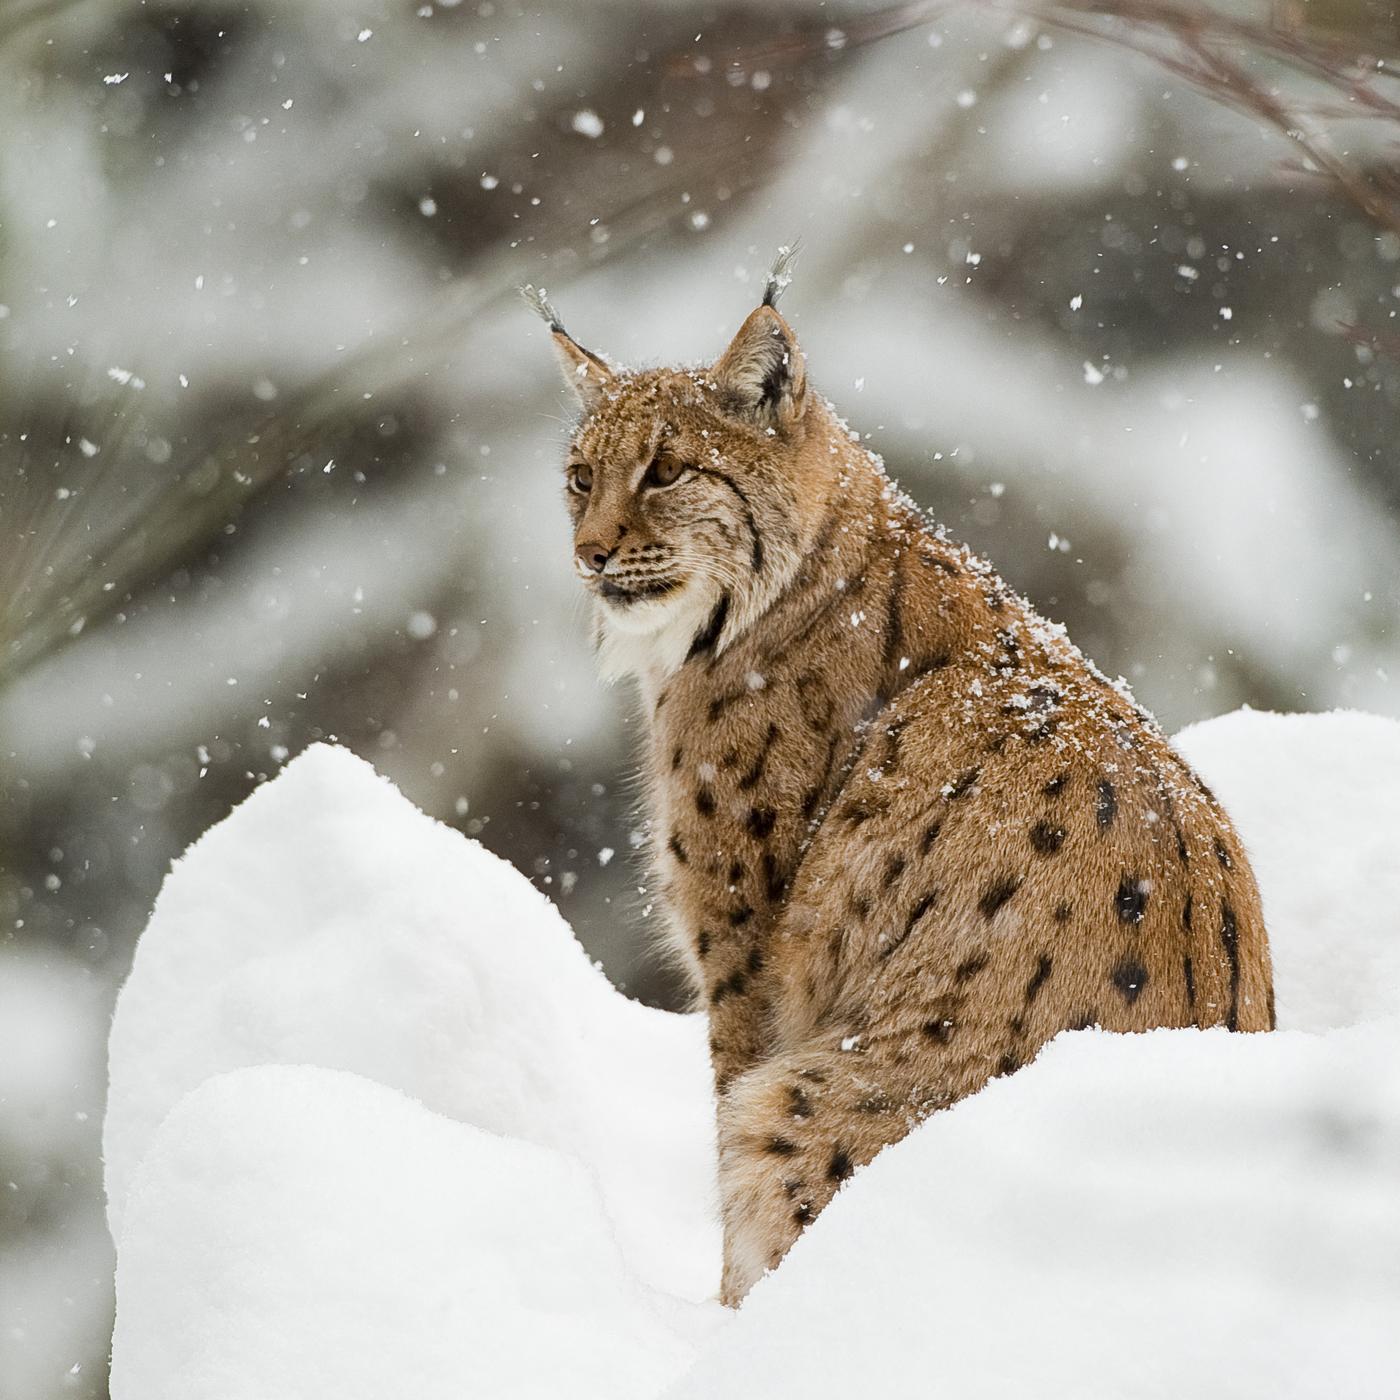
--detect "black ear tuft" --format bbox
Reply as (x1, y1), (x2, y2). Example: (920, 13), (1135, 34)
(761, 242), (800, 309)
(521, 284), (617, 411)
(519, 283), (566, 333)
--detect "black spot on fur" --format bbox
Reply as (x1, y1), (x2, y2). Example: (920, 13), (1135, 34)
(729, 905), (753, 927)
(1214, 835), (1233, 870)
(1053, 901), (1073, 923)
(881, 559), (907, 670)
(1096, 778), (1118, 830)
(1110, 957), (1149, 1006)
(695, 786), (716, 818)
(1182, 894), (1193, 932)
(1044, 772), (1069, 798)
(979, 875), (1021, 920)
(851, 893), (872, 921)
(1221, 902), (1241, 1031)
(1174, 824), (1189, 864)
(921, 820), (942, 854)
(728, 860), (743, 884)
(923, 1016), (956, 1044)
(792, 1202), (814, 1226)
(710, 969), (748, 1005)
(696, 930), (711, 959)
(762, 852), (786, 904)
(906, 889), (940, 935)
(671, 746), (683, 770)
(1183, 954), (1196, 1010)
(788, 1085), (813, 1119)
(707, 689), (746, 723)
(1025, 953), (1053, 1003)
(747, 947), (765, 975)
(747, 805), (776, 840)
(801, 733), (843, 819)
(1116, 875), (1148, 925)
(767, 1137), (797, 1156)
(668, 834), (688, 865)
(955, 951), (990, 982)
(997, 1051), (1023, 1076)
(828, 1147), (854, 1182)
(948, 767), (981, 800)
(739, 722), (779, 791)
(884, 855), (907, 887)
(1069, 1010), (1099, 1031)
(1030, 821), (1066, 856)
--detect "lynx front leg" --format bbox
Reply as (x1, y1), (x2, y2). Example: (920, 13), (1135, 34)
(715, 1047), (926, 1305)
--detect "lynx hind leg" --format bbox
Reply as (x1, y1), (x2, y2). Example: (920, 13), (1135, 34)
(717, 1048), (920, 1305)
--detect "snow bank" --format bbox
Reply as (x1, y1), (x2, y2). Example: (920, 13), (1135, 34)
(103, 742), (719, 1300)
(1176, 708), (1400, 1032)
(106, 711), (1400, 1400)
(668, 1020), (1400, 1400)
(114, 1066), (701, 1400)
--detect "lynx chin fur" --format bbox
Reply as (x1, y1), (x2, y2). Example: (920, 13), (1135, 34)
(525, 252), (1274, 1307)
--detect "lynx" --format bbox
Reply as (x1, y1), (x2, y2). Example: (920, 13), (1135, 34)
(524, 253), (1274, 1306)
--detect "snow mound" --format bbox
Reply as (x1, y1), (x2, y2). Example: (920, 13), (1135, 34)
(668, 1020), (1400, 1400)
(103, 742), (719, 1299)
(106, 712), (1400, 1400)
(114, 1066), (701, 1400)
(1176, 707), (1400, 1031)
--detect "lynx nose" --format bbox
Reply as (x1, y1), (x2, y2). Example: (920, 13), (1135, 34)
(576, 541), (612, 575)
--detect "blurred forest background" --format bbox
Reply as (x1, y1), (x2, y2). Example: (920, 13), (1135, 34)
(2, 0), (1399, 1395)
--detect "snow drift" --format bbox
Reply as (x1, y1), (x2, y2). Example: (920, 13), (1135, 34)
(105, 710), (1400, 1400)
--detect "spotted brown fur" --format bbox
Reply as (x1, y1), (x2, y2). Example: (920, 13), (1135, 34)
(541, 268), (1274, 1308)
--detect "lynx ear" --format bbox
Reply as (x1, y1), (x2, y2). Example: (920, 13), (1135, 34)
(712, 303), (807, 430)
(713, 247), (806, 429)
(520, 284), (615, 413)
(550, 330), (614, 412)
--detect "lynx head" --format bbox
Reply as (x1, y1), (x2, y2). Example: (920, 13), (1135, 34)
(525, 250), (835, 680)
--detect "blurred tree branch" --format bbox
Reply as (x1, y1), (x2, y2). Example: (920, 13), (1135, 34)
(735, 0), (1400, 238)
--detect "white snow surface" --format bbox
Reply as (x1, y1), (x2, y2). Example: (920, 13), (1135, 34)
(103, 743), (719, 1300)
(106, 710), (1400, 1400)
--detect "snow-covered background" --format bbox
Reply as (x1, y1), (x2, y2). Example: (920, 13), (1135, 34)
(2, 2), (1400, 1396)
(102, 710), (1400, 1399)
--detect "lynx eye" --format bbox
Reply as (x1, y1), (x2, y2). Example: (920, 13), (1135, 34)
(644, 454), (687, 489)
(567, 462), (593, 494)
